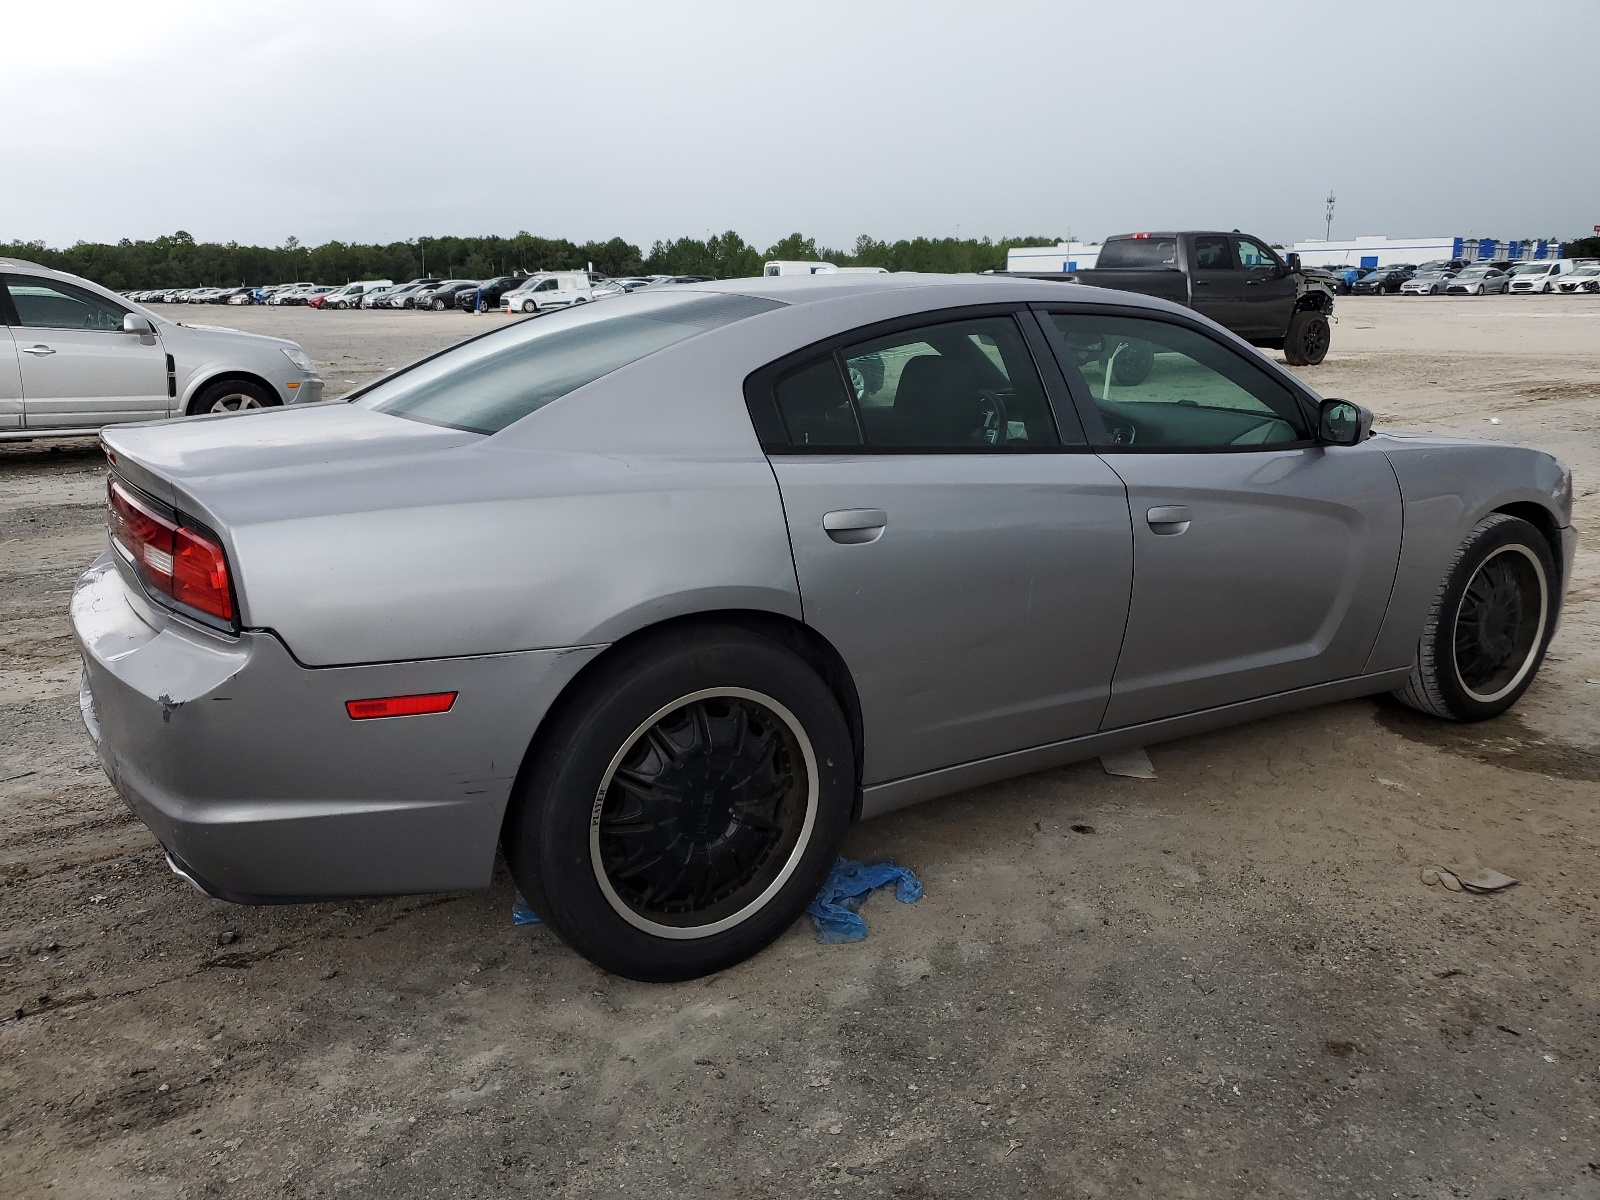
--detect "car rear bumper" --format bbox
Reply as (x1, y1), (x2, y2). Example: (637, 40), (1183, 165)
(72, 553), (602, 902)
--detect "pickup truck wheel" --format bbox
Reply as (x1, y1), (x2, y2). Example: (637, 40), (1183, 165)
(1283, 310), (1331, 366)
(1393, 514), (1555, 722)
(1103, 337), (1154, 386)
(503, 625), (854, 981)
(187, 379), (279, 416)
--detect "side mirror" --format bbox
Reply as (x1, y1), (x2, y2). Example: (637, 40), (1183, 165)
(1285, 252), (1302, 273)
(1318, 398), (1372, 446)
(123, 314), (154, 336)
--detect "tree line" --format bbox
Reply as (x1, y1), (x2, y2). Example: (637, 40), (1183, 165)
(1, 229), (1069, 291)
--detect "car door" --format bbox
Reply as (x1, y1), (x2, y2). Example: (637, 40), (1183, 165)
(751, 309), (1134, 786)
(1037, 306), (1403, 729)
(2, 274), (169, 429)
(1233, 236), (1297, 340)
(0, 323), (22, 430)
(1188, 235), (1244, 329)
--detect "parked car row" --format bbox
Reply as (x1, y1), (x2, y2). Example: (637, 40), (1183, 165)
(1335, 259), (1597, 296)
(122, 273), (721, 314)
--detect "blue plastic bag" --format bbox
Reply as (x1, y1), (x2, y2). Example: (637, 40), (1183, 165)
(512, 892), (541, 925)
(806, 857), (923, 944)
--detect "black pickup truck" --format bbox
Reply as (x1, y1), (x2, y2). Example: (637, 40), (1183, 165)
(1007, 231), (1336, 366)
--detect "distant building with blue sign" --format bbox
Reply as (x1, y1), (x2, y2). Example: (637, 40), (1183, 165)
(1289, 235), (1564, 269)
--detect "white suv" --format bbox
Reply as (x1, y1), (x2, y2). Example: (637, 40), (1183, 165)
(1, 258), (324, 438)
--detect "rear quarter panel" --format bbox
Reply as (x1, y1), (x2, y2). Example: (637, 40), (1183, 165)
(1364, 434), (1570, 672)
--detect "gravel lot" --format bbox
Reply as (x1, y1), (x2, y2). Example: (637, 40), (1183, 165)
(2, 295), (1597, 1199)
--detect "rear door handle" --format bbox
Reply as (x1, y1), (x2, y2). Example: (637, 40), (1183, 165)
(823, 508), (887, 544)
(1146, 505), (1191, 535)
(22, 345), (56, 356)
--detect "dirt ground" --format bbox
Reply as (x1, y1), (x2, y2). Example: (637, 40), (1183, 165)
(2, 295), (1597, 1199)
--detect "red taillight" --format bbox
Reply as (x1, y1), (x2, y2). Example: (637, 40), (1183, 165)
(345, 692), (458, 720)
(108, 477), (234, 624)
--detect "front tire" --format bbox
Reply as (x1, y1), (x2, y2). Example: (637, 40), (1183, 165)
(187, 378), (279, 416)
(521, 299), (536, 313)
(1283, 309), (1331, 365)
(504, 625), (855, 981)
(1393, 514), (1556, 722)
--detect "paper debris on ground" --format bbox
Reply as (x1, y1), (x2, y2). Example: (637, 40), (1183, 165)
(1438, 869), (1463, 892)
(1100, 748), (1156, 779)
(1448, 865), (1519, 892)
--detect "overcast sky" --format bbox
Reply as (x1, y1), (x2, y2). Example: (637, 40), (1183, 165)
(4, 0), (1596, 251)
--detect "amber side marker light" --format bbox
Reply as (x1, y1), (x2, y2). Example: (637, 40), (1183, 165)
(345, 692), (458, 720)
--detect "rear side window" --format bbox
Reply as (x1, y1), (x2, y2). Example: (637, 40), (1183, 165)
(1097, 238), (1178, 268)
(358, 292), (783, 434)
(773, 357), (861, 446)
(841, 317), (1059, 447)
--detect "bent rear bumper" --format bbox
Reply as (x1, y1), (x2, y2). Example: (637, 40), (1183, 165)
(72, 554), (602, 902)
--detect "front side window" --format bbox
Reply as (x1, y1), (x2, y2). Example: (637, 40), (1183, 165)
(839, 316), (1059, 448)
(1045, 313), (1309, 449)
(4, 275), (130, 330)
(1235, 238), (1277, 270)
(358, 292), (783, 434)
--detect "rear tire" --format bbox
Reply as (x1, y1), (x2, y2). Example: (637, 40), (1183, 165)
(187, 378), (279, 416)
(504, 625), (855, 981)
(1393, 514), (1556, 722)
(1283, 310), (1331, 366)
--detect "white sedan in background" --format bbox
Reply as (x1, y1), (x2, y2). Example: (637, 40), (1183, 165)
(1553, 266), (1600, 295)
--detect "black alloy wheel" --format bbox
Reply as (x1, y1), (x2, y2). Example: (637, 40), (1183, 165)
(1394, 513), (1556, 721)
(1451, 546), (1546, 705)
(592, 690), (814, 932)
(504, 624), (855, 980)
(1283, 310), (1331, 366)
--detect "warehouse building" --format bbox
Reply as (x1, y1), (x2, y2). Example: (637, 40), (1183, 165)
(1288, 235), (1565, 269)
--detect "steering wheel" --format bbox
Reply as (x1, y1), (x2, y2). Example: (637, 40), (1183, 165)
(975, 388), (1010, 445)
(1100, 412), (1136, 446)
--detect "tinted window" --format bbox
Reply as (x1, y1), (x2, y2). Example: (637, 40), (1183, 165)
(1193, 236), (1231, 270)
(359, 293), (784, 434)
(840, 316), (1059, 448)
(1046, 313), (1308, 449)
(1096, 238), (1178, 268)
(5, 275), (129, 330)
(773, 357), (861, 446)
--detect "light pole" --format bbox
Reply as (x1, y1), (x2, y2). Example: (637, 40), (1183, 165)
(1325, 191), (1336, 241)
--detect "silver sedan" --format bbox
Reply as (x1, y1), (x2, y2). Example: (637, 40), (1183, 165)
(72, 276), (1577, 980)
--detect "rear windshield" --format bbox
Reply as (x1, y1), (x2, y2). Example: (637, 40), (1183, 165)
(1097, 238), (1179, 269)
(357, 292), (784, 434)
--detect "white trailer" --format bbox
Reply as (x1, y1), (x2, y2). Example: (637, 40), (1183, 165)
(1005, 242), (1102, 273)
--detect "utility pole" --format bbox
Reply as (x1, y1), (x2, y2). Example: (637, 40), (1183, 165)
(1325, 191), (1336, 241)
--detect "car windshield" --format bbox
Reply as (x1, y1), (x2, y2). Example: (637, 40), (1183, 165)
(357, 292), (784, 434)
(1097, 238), (1178, 268)
(1457, 268), (1488, 277)
(1510, 263), (1550, 275)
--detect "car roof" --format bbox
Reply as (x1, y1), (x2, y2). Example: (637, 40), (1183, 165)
(669, 271), (1184, 313)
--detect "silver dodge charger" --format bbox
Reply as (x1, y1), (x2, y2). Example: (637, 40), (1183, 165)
(71, 275), (1576, 980)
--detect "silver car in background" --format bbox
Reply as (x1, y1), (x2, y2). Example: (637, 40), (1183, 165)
(72, 275), (1576, 980)
(1444, 266), (1511, 295)
(1, 258), (323, 438)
